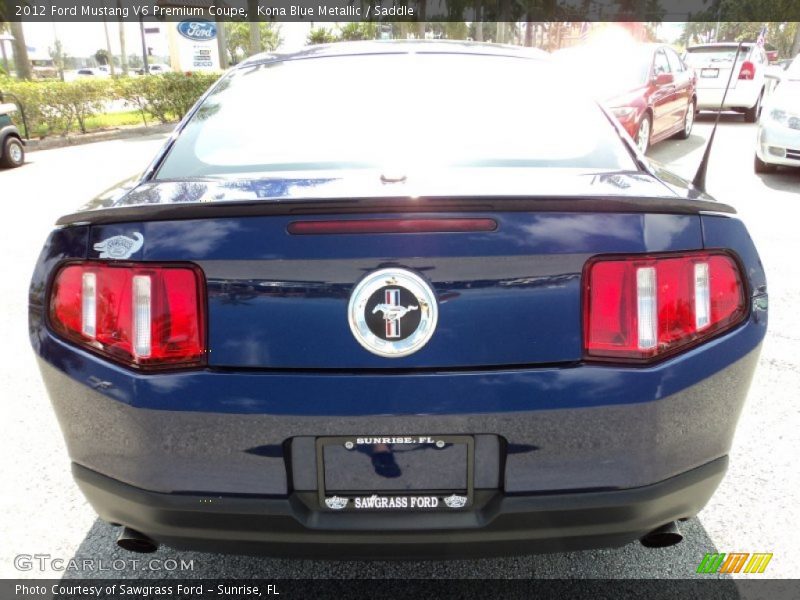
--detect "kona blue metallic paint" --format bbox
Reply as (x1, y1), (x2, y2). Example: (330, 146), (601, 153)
(30, 42), (766, 558)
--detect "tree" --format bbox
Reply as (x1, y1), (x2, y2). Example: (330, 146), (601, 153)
(117, 1), (128, 75)
(223, 22), (281, 64)
(682, 21), (799, 58)
(95, 49), (110, 66)
(50, 40), (67, 81)
(247, 0), (260, 56)
(307, 28), (337, 45)
(9, 21), (32, 79)
(102, 19), (116, 76)
(337, 23), (378, 41)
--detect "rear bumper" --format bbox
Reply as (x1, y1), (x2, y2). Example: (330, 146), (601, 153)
(74, 457), (727, 559)
(696, 86), (761, 110)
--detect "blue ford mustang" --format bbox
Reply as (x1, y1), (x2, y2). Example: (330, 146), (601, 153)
(29, 42), (767, 558)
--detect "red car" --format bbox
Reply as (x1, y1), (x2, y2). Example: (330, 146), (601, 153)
(557, 43), (697, 154)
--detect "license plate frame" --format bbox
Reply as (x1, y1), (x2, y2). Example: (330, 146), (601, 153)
(316, 435), (474, 512)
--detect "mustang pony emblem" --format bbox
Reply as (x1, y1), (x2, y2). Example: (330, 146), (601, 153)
(372, 303), (419, 321)
(372, 289), (419, 339)
(348, 268), (439, 358)
(93, 233), (144, 259)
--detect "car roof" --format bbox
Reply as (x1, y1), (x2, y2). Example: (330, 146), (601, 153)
(239, 40), (550, 68)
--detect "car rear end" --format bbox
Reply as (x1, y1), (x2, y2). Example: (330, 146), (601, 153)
(755, 60), (800, 169)
(685, 43), (763, 111)
(29, 44), (767, 558)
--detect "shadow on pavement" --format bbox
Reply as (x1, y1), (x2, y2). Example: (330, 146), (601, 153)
(60, 516), (736, 583)
(756, 168), (800, 191)
(694, 112), (747, 124)
(648, 133), (707, 163)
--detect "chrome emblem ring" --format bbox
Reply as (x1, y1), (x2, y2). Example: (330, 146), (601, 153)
(348, 268), (438, 358)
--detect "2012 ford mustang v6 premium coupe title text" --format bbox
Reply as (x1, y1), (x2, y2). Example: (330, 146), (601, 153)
(30, 42), (767, 558)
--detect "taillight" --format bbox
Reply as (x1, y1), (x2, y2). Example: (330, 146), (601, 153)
(739, 61), (755, 80)
(49, 262), (206, 369)
(583, 252), (747, 361)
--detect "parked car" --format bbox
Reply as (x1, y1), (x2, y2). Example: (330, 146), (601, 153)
(75, 67), (109, 78)
(135, 63), (172, 75)
(0, 101), (25, 168)
(555, 43), (697, 154)
(684, 42), (769, 122)
(755, 54), (800, 173)
(30, 41), (767, 558)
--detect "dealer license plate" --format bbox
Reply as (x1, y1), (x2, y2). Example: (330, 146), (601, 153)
(316, 435), (474, 511)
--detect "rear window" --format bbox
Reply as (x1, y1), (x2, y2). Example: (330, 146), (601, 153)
(156, 53), (636, 180)
(685, 46), (752, 65)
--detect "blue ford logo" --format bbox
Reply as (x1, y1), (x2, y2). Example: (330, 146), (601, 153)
(177, 20), (217, 41)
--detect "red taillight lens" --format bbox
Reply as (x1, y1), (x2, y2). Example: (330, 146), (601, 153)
(584, 252), (746, 361)
(739, 61), (755, 80)
(49, 262), (205, 369)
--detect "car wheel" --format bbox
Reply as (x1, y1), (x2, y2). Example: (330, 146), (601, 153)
(676, 101), (696, 140)
(635, 113), (651, 154)
(744, 91), (763, 123)
(0, 137), (25, 168)
(754, 153), (777, 174)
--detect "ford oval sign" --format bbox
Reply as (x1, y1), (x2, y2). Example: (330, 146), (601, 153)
(177, 20), (217, 41)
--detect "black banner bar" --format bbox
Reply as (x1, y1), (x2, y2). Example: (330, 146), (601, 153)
(3, 0), (800, 23)
(3, 579), (800, 600)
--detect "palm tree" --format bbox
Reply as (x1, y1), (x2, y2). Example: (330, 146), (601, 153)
(9, 21), (32, 79)
(118, 21), (128, 76)
(247, 0), (260, 56)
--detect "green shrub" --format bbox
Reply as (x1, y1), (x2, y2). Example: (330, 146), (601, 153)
(114, 76), (156, 125)
(1, 72), (220, 137)
(115, 72), (220, 124)
(60, 79), (110, 133)
(157, 72), (220, 121)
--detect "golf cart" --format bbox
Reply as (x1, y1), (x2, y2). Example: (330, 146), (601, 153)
(0, 91), (28, 168)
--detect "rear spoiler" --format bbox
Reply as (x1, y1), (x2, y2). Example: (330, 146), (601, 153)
(57, 196), (736, 227)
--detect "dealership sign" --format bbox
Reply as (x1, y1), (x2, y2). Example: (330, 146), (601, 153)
(177, 20), (217, 41)
(173, 20), (219, 72)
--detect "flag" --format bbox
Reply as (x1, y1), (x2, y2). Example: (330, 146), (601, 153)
(756, 25), (767, 47)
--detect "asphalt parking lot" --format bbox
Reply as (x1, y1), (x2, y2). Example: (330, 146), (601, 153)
(1, 114), (798, 583)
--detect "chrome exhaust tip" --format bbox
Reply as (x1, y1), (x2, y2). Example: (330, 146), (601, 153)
(116, 527), (158, 553)
(640, 521), (683, 548)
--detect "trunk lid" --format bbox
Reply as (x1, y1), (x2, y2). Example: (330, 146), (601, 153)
(87, 206), (705, 370)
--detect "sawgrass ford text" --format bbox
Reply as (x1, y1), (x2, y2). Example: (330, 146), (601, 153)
(15, 584), (276, 596)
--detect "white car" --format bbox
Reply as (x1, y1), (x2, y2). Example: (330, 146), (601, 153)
(684, 42), (769, 122)
(136, 63), (172, 75)
(754, 55), (800, 173)
(76, 67), (109, 77)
